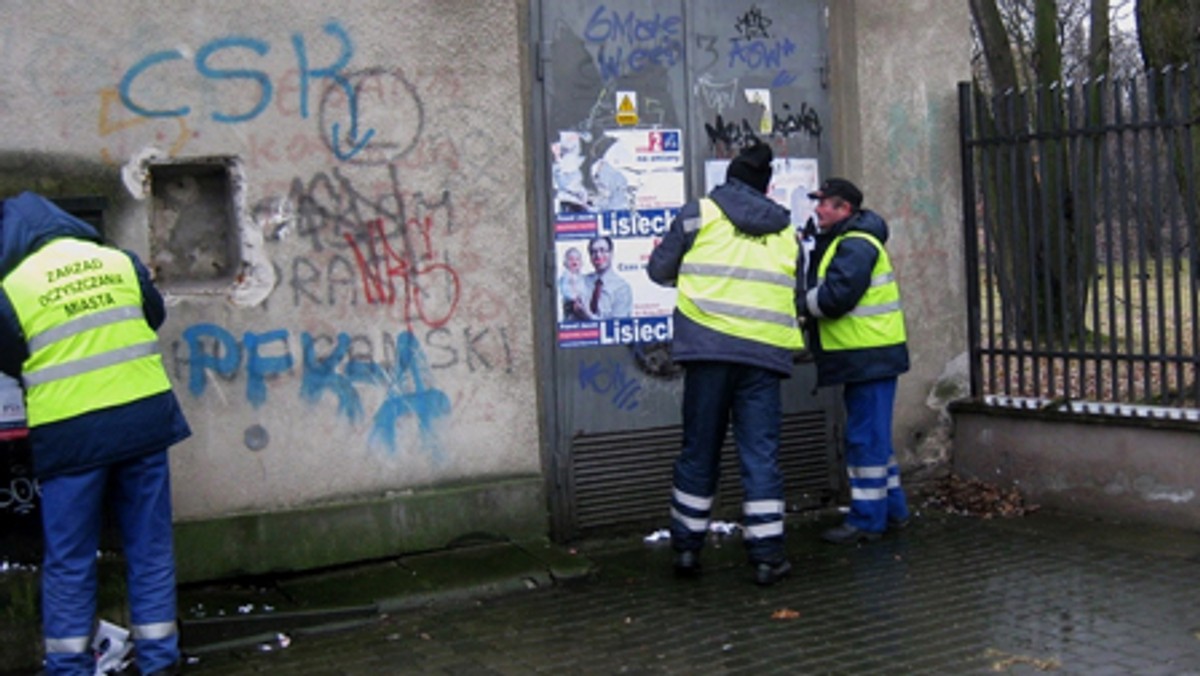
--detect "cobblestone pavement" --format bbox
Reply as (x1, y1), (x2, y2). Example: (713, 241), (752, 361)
(181, 511), (1200, 675)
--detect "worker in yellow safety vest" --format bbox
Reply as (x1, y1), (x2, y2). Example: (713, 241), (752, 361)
(648, 141), (805, 587)
(0, 192), (191, 676)
(801, 178), (911, 545)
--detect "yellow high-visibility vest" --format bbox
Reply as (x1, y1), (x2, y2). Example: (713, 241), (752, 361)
(676, 198), (804, 349)
(815, 231), (907, 350)
(1, 238), (171, 426)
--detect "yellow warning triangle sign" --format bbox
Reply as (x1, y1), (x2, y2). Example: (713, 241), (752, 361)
(616, 91), (638, 126)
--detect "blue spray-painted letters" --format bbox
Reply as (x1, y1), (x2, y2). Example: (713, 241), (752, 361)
(117, 21), (375, 159)
(183, 324), (448, 455)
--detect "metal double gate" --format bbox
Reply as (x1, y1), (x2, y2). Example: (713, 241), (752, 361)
(530, 0), (841, 539)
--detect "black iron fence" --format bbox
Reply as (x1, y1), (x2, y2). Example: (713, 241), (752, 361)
(959, 69), (1199, 417)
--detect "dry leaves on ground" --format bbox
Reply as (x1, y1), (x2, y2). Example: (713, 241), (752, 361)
(924, 474), (1038, 519)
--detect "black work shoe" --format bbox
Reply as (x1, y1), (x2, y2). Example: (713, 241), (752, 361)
(673, 549), (701, 577)
(821, 523), (883, 545)
(753, 559), (792, 586)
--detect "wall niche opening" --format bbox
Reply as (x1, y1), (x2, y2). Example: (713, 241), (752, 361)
(149, 157), (241, 293)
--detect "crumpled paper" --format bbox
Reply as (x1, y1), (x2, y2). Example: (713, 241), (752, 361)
(643, 521), (742, 542)
(93, 620), (133, 675)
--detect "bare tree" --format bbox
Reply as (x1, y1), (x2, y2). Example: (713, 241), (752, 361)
(1136, 0), (1200, 285)
(970, 0), (1118, 342)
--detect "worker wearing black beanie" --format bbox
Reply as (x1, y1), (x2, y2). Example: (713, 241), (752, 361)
(725, 141), (774, 193)
(647, 138), (801, 587)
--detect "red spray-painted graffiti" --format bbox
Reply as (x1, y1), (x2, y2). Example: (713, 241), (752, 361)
(343, 218), (461, 330)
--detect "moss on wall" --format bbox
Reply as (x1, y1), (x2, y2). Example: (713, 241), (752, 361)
(0, 151), (121, 204)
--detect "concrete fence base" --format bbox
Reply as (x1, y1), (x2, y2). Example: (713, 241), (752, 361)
(951, 402), (1200, 530)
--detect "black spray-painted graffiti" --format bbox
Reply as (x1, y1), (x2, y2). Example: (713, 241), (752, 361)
(256, 164), (464, 333)
(318, 67), (425, 167)
(703, 101), (823, 150)
(734, 5), (772, 40)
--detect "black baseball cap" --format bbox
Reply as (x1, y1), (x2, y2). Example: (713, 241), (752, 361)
(807, 178), (863, 209)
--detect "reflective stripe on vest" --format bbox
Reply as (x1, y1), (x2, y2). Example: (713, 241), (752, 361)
(1, 238), (171, 426)
(676, 198), (804, 349)
(814, 231), (907, 351)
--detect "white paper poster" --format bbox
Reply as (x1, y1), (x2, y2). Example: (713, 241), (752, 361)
(552, 128), (686, 348)
(704, 157), (820, 229)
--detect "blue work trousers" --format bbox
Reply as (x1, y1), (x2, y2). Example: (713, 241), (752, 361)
(41, 449), (179, 676)
(670, 362), (786, 564)
(842, 378), (909, 533)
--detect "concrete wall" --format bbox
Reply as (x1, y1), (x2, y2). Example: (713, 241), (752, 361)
(1, 0), (543, 576)
(828, 1), (972, 476)
(0, 0), (971, 578)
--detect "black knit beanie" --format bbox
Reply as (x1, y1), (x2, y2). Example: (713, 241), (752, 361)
(726, 142), (773, 193)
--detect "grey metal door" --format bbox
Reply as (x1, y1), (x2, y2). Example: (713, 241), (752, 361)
(531, 0), (840, 539)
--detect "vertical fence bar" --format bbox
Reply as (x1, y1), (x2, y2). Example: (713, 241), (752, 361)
(979, 85), (1008, 393)
(978, 85), (1001, 395)
(1107, 77), (1126, 402)
(959, 82), (983, 399)
(1184, 65), (1200, 405)
(1093, 76), (1110, 400)
(1124, 76), (1140, 400)
(1035, 83), (1058, 398)
(1152, 69), (1172, 403)
(1139, 72), (1157, 400)
(1016, 87), (1035, 397)
(1065, 79), (1084, 398)
(1083, 77), (1100, 399)
(1164, 67), (1186, 402)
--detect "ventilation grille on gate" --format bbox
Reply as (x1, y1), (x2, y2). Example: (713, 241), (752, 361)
(570, 412), (833, 533)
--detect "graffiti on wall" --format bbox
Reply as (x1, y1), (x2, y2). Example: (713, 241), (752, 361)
(90, 17), (523, 459)
(689, 5), (824, 152)
(578, 357), (642, 412)
(116, 21), (379, 161)
(583, 4), (683, 82)
(176, 324), (459, 458)
(728, 5), (797, 87)
(0, 463), (39, 517)
(703, 102), (822, 150)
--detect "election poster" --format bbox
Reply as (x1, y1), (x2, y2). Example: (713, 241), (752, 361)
(552, 128), (685, 348)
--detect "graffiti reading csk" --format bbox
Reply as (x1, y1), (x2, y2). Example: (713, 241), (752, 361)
(582, 4), (683, 82)
(181, 324), (450, 457)
(117, 20), (374, 160)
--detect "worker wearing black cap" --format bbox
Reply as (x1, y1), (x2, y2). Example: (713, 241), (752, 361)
(803, 178), (911, 545)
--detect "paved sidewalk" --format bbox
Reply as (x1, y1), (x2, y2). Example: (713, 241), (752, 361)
(176, 510), (1200, 674)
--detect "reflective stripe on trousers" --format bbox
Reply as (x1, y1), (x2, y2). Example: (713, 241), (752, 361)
(41, 450), (180, 676)
(842, 378), (910, 532)
(742, 499), (784, 540)
(669, 362), (786, 563)
(671, 487), (713, 535)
